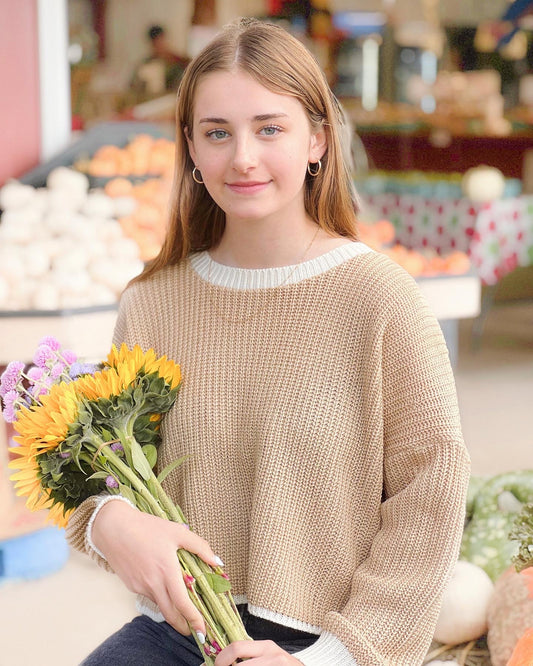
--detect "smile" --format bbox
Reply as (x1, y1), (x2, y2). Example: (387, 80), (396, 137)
(226, 181), (271, 195)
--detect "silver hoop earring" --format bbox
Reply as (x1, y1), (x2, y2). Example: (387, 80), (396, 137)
(192, 166), (204, 184)
(307, 160), (322, 177)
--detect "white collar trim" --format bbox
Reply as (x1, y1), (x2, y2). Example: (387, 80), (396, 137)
(190, 241), (373, 290)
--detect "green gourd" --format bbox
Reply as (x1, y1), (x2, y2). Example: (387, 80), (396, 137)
(460, 471), (533, 581)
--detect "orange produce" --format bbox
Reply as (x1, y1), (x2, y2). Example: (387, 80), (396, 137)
(104, 177), (134, 198)
(357, 219), (470, 277)
(80, 135), (175, 178)
(444, 251), (471, 275)
(507, 627), (533, 666)
(105, 176), (172, 261)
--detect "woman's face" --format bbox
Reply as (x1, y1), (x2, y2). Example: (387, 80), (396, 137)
(186, 69), (326, 228)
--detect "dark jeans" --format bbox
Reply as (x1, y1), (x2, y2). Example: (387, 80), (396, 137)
(80, 605), (318, 665)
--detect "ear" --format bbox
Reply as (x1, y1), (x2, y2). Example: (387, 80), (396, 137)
(184, 126), (198, 165)
(309, 126), (327, 162)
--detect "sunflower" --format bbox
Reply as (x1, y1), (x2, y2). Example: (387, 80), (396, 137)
(8, 344), (182, 527)
(106, 343), (182, 390)
(8, 441), (74, 527)
(13, 380), (81, 452)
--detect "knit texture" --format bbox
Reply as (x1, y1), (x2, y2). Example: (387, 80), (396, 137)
(66, 246), (471, 665)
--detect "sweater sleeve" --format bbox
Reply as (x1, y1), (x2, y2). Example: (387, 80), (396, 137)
(317, 272), (471, 665)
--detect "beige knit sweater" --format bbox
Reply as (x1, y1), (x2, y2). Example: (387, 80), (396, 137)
(66, 242), (471, 666)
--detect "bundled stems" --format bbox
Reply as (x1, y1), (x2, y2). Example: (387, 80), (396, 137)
(91, 433), (250, 662)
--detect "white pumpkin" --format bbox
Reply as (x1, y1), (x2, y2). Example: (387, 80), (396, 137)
(461, 166), (506, 203)
(113, 195), (137, 217)
(0, 253), (27, 284)
(82, 191), (115, 218)
(0, 181), (36, 210)
(46, 166), (89, 194)
(31, 283), (61, 311)
(22, 245), (51, 278)
(47, 186), (86, 212)
(434, 560), (494, 645)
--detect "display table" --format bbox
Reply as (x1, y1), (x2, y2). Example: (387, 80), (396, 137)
(362, 194), (533, 287)
(416, 272), (480, 366)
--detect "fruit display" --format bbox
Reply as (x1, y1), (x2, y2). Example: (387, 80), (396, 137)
(74, 133), (175, 179)
(425, 472), (533, 666)
(357, 219), (472, 278)
(0, 168), (143, 311)
(103, 176), (172, 261)
(354, 169), (522, 201)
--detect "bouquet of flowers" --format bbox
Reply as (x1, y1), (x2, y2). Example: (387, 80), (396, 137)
(1, 336), (250, 664)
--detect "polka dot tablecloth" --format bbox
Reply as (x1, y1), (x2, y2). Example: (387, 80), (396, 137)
(362, 194), (533, 285)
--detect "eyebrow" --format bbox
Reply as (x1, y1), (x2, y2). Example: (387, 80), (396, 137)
(198, 113), (289, 124)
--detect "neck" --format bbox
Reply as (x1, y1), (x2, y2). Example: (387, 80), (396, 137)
(210, 218), (321, 269)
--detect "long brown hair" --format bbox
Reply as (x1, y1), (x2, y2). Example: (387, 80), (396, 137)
(138, 17), (358, 283)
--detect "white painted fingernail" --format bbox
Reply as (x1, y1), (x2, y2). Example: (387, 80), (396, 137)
(196, 630), (206, 644)
(214, 556), (224, 567)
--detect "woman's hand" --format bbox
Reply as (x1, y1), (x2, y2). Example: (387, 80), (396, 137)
(214, 640), (303, 665)
(91, 499), (221, 640)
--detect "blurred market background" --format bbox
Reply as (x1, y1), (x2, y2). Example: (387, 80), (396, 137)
(0, 1), (532, 665)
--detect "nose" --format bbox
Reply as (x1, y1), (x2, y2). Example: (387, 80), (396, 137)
(231, 133), (257, 172)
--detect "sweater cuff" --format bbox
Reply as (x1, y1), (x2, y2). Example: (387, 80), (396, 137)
(86, 494), (136, 561)
(292, 632), (357, 666)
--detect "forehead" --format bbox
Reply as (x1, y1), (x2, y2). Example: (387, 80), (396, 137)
(192, 69), (307, 120)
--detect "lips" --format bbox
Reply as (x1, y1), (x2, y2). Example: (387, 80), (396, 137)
(226, 181), (270, 195)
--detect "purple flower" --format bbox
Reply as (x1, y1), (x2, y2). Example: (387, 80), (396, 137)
(59, 451), (71, 459)
(69, 362), (97, 379)
(27, 366), (45, 382)
(31, 377), (53, 399)
(2, 404), (16, 423)
(50, 362), (65, 379)
(110, 442), (124, 452)
(62, 350), (77, 365)
(38, 336), (61, 351)
(3, 389), (19, 408)
(33, 344), (55, 368)
(0, 361), (25, 397)
(105, 475), (119, 489)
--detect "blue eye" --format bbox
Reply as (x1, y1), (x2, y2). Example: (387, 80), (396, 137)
(260, 125), (282, 136)
(206, 129), (229, 140)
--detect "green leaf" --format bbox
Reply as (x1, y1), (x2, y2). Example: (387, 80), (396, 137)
(204, 572), (232, 594)
(142, 444), (157, 469)
(131, 442), (152, 481)
(157, 455), (190, 484)
(118, 483), (137, 506)
(133, 492), (154, 515)
(86, 471), (111, 481)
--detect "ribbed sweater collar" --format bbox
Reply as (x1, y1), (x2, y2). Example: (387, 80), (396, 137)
(189, 241), (373, 290)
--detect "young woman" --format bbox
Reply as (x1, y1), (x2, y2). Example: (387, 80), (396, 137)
(67, 18), (471, 666)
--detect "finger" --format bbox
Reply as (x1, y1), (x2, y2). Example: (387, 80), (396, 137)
(215, 640), (277, 665)
(152, 583), (191, 635)
(165, 571), (206, 638)
(172, 524), (223, 569)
